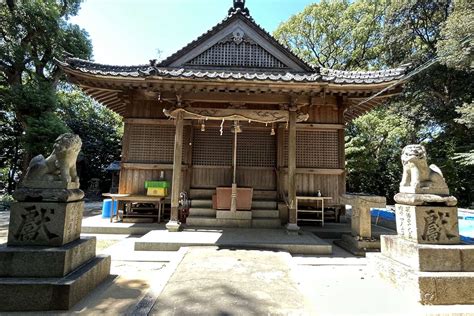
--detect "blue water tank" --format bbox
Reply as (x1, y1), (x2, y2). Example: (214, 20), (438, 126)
(102, 199), (118, 218)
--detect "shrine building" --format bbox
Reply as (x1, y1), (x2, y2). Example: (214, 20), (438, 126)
(59, 1), (408, 232)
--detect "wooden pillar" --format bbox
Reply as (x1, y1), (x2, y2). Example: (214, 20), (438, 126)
(166, 111), (184, 232)
(286, 108), (299, 233)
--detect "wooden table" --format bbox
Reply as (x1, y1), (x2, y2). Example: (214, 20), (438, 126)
(296, 196), (332, 226)
(103, 194), (165, 223)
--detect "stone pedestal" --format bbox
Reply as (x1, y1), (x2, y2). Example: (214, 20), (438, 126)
(335, 194), (386, 256)
(369, 191), (474, 305)
(395, 204), (460, 244)
(368, 235), (474, 305)
(8, 200), (83, 247)
(0, 184), (111, 311)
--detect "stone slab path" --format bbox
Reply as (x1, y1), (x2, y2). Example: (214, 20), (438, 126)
(150, 246), (313, 315)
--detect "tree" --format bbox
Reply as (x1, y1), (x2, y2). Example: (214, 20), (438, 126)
(274, 0), (387, 70)
(436, 0), (474, 71)
(57, 88), (123, 192)
(346, 108), (415, 202)
(0, 0), (92, 192)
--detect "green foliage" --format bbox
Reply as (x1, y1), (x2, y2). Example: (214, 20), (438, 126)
(278, 0), (473, 206)
(346, 109), (415, 202)
(57, 89), (123, 191)
(0, 0), (92, 193)
(274, 0), (387, 70)
(436, 0), (474, 70)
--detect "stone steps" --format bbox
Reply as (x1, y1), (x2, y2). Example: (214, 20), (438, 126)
(188, 208), (217, 217)
(252, 209), (279, 218)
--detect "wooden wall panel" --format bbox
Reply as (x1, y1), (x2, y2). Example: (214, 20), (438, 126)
(278, 171), (344, 205)
(236, 168), (276, 190)
(191, 167), (232, 188)
(307, 104), (341, 124)
(118, 167), (188, 195)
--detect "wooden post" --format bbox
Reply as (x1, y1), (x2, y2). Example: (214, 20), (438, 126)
(286, 108), (299, 233)
(166, 111), (184, 232)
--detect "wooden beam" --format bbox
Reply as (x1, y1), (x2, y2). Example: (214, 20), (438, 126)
(124, 118), (192, 126)
(279, 168), (345, 175)
(122, 163), (189, 170)
(295, 123), (345, 130)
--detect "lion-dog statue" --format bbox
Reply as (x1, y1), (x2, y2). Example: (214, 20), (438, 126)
(24, 133), (82, 184)
(400, 144), (449, 194)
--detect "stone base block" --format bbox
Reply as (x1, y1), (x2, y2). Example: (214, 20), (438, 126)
(334, 234), (380, 256)
(381, 235), (474, 272)
(13, 188), (84, 203)
(216, 210), (252, 220)
(166, 220), (182, 232)
(0, 237), (96, 278)
(0, 254), (111, 311)
(8, 201), (83, 247)
(368, 252), (474, 305)
(395, 204), (460, 244)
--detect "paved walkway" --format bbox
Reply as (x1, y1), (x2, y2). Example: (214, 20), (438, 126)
(149, 247), (312, 315)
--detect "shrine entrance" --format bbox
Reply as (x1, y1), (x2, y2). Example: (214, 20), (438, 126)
(190, 122), (277, 191)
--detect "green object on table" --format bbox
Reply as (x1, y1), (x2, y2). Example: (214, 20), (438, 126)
(145, 180), (170, 189)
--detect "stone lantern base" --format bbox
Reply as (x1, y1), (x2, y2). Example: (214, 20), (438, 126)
(369, 235), (474, 305)
(0, 187), (111, 311)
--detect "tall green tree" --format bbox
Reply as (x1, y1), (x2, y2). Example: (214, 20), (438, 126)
(57, 89), (123, 191)
(346, 108), (415, 202)
(276, 0), (473, 206)
(274, 0), (387, 70)
(0, 0), (92, 192)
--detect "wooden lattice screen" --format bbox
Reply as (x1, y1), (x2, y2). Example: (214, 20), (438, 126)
(186, 42), (288, 69)
(192, 127), (233, 166)
(237, 129), (276, 167)
(283, 130), (340, 168)
(127, 124), (189, 164)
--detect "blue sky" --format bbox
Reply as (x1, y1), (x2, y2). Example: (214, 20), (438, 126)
(71, 0), (316, 65)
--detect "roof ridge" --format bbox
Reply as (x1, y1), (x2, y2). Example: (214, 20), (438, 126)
(157, 10), (314, 72)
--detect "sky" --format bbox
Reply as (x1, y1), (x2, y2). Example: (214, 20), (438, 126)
(70, 0), (316, 65)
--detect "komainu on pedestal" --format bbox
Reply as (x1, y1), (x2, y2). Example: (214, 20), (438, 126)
(368, 144), (474, 305)
(0, 133), (111, 312)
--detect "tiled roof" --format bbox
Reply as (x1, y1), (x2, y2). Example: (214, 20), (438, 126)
(320, 66), (410, 84)
(60, 58), (409, 84)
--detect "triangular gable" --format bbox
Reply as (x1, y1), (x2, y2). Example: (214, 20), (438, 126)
(159, 11), (312, 72)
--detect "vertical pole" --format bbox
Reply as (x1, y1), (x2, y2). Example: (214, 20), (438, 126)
(230, 121), (238, 212)
(286, 109), (299, 234)
(166, 111), (184, 232)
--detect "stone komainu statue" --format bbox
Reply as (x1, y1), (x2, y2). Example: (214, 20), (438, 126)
(399, 144), (449, 194)
(24, 133), (82, 184)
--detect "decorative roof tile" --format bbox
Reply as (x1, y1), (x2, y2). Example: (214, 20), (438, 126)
(60, 57), (409, 84)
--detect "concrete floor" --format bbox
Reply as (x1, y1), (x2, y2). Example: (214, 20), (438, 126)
(1, 208), (474, 315)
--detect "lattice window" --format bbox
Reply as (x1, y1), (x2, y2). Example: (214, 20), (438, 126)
(186, 42), (288, 69)
(237, 129), (276, 167)
(192, 127), (233, 166)
(283, 130), (340, 168)
(127, 124), (190, 164)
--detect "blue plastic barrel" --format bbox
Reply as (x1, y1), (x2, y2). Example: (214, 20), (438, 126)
(102, 199), (118, 218)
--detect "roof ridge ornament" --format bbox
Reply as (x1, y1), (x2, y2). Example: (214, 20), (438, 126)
(228, 0), (251, 18)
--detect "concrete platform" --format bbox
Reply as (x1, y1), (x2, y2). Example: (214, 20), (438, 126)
(135, 228), (332, 255)
(149, 247), (311, 315)
(82, 215), (162, 235)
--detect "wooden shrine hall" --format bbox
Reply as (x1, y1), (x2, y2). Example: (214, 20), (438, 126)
(59, 0), (408, 232)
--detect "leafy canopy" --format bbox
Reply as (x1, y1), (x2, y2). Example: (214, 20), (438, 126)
(274, 0), (387, 70)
